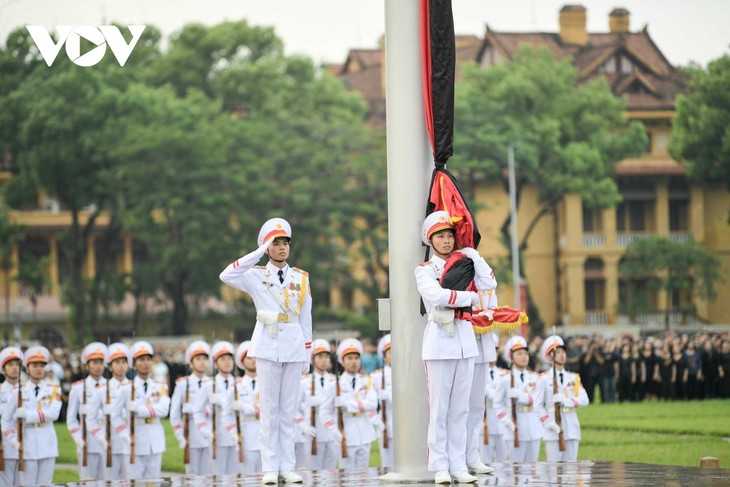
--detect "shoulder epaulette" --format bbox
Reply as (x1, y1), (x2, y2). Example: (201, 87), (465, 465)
(176, 377), (186, 384)
(72, 379), (83, 386)
(302, 373), (311, 379)
(291, 267), (308, 276)
(254, 265), (266, 269)
(418, 261), (431, 267)
(498, 369), (510, 377)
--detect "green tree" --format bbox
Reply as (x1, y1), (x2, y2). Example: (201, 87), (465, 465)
(16, 254), (50, 321)
(619, 237), (721, 328)
(453, 45), (647, 329)
(670, 54), (730, 218)
(0, 207), (23, 319)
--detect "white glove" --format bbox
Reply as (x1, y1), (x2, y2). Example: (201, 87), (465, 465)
(508, 387), (521, 399)
(14, 408), (26, 420)
(79, 404), (88, 415)
(378, 389), (391, 402)
(97, 437), (108, 450)
(301, 424), (316, 439)
(178, 437), (187, 449)
(334, 397), (344, 408)
(201, 429), (213, 441)
(73, 434), (85, 449)
(103, 404), (112, 416)
(372, 416), (385, 434)
(545, 421), (562, 434)
(9, 439), (20, 450)
(471, 292), (482, 308)
(552, 395), (565, 406)
(502, 419), (516, 432)
(129, 401), (144, 415)
(181, 402), (194, 414)
(306, 395), (324, 408)
(232, 400), (244, 412)
(210, 394), (223, 407)
(459, 247), (480, 260)
(119, 431), (131, 446)
(330, 428), (343, 444)
(477, 308), (494, 320)
(257, 239), (273, 257)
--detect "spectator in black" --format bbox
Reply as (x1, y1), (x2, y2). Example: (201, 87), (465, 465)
(580, 336), (604, 403)
(718, 339), (730, 399)
(657, 344), (676, 400)
(564, 336), (582, 373)
(672, 341), (687, 400)
(701, 340), (718, 399)
(684, 341), (703, 400)
(616, 343), (636, 403)
(598, 338), (617, 403)
(638, 341), (658, 401)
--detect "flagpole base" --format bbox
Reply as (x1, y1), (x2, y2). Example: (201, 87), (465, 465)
(380, 471), (434, 483)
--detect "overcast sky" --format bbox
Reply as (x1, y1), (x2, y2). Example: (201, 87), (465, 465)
(2, 0), (728, 68)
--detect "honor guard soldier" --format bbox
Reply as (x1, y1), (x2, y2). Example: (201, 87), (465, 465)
(90, 342), (132, 480)
(537, 335), (589, 462)
(481, 334), (508, 464)
(235, 340), (262, 473)
(324, 338), (377, 469)
(220, 217), (313, 484)
(207, 340), (242, 475)
(370, 334), (393, 469)
(500, 336), (545, 463)
(171, 340), (213, 476)
(1, 346), (62, 486)
(294, 338), (336, 469)
(416, 211), (482, 484)
(0, 347), (23, 487)
(116, 341), (170, 480)
(68, 342), (109, 481)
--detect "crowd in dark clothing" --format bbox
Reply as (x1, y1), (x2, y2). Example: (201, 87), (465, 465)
(507, 330), (730, 404)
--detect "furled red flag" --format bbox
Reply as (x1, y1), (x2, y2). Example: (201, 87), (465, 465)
(420, 0), (527, 332)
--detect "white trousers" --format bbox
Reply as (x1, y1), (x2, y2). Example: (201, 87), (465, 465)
(510, 438), (540, 463)
(544, 439), (579, 462)
(424, 358), (475, 472)
(480, 434), (507, 463)
(128, 452), (162, 480)
(378, 435), (394, 469)
(105, 453), (128, 480)
(213, 445), (240, 475)
(294, 442), (313, 469)
(339, 443), (370, 469)
(0, 459), (19, 487)
(22, 458), (55, 486)
(186, 446), (211, 476)
(242, 449), (262, 473)
(313, 440), (338, 470)
(257, 359), (303, 473)
(465, 361), (486, 466)
(78, 451), (104, 480)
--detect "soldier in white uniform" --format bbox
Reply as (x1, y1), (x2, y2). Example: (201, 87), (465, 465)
(88, 342), (132, 480)
(114, 341), (170, 480)
(235, 340), (262, 474)
(481, 336), (509, 464)
(416, 211), (483, 484)
(0, 347), (23, 487)
(220, 217), (312, 484)
(295, 338), (337, 470)
(207, 340), (242, 475)
(67, 342), (109, 481)
(537, 335), (589, 462)
(319, 338), (377, 469)
(500, 336), (545, 463)
(1, 346), (62, 486)
(370, 334), (393, 469)
(171, 340), (213, 476)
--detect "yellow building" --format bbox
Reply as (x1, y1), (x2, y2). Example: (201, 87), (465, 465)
(336, 5), (730, 327)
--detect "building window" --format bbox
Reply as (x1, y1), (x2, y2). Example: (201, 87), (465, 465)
(617, 200), (655, 231)
(582, 205), (602, 232)
(584, 258), (605, 311)
(618, 278), (656, 315)
(669, 177), (690, 232)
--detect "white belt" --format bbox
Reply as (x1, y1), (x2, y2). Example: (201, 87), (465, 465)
(240, 414), (258, 422)
(257, 311), (299, 337)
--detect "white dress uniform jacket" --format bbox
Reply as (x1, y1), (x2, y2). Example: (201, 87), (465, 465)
(67, 377), (107, 455)
(499, 369), (545, 443)
(537, 368), (589, 442)
(1, 380), (62, 460)
(481, 366), (509, 463)
(220, 249), (313, 363)
(114, 376), (170, 456)
(237, 374), (262, 473)
(89, 376), (131, 455)
(0, 381), (19, 461)
(170, 375), (213, 448)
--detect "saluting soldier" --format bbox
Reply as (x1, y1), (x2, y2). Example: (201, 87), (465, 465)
(537, 335), (589, 462)
(0, 347), (23, 487)
(220, 217), (312, 484)
(370, 334), (393, 469)
(90, 342), (132, 480)
(171, 340), (213, 476)
(207, 340), (241, 475)
(416, 211), (482, 484)
(115, 341), (170, 480)
(1, 346), (62, 486)
(67, 342), (109, 481)
(235, 340), (262, 474)
(501, 336), (545, 463)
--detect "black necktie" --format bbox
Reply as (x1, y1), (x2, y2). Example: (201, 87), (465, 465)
(95, 382), (100, 388)
(559, 372), (564, 385)
(143, 381), (148, 394)
(490, 369), (494, 381)
(320, 377), (324, 387)
(252, 379), (256, 390)
(278, 269), (284, 284)
(198, 379), (202, 389)
(520, 372), (524, 383)
(351, 377), (356, 390)
(224, 379), (228, 390)
(34, 385), (39, 397)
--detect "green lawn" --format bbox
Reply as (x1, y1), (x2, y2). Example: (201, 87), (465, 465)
(52, 399), (729, 482)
